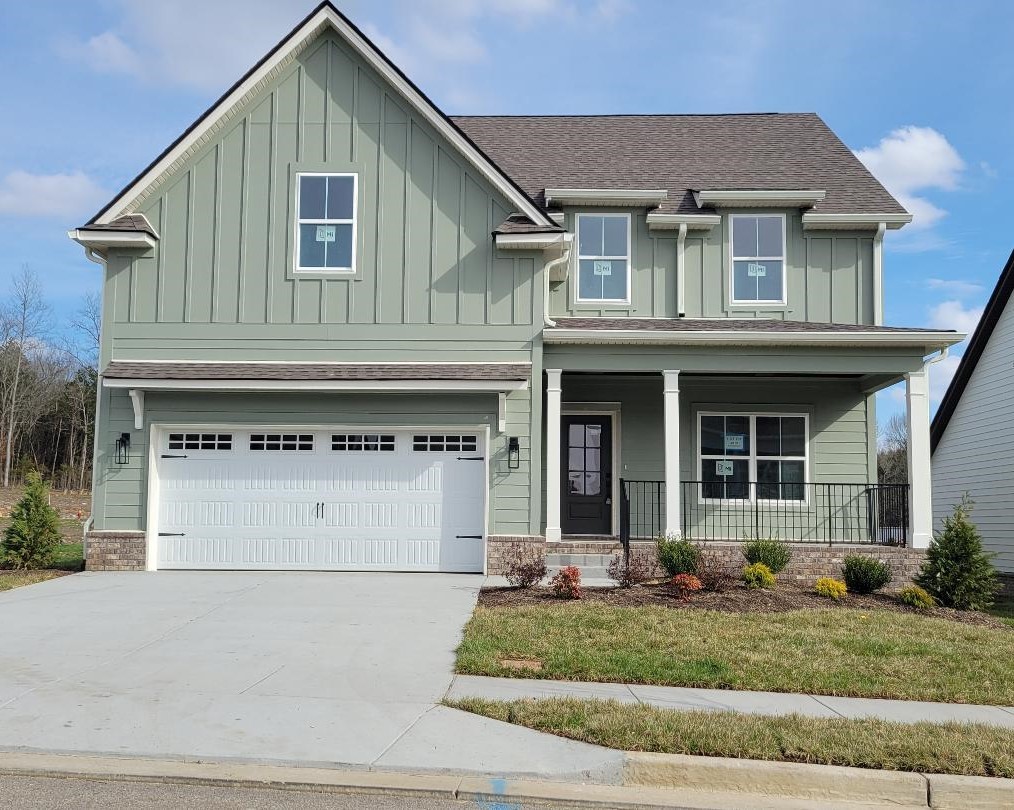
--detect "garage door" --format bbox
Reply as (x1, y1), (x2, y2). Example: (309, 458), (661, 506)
(155, 428), (486, 572)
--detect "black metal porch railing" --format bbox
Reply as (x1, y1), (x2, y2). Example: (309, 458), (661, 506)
(619, 479), (909, 552)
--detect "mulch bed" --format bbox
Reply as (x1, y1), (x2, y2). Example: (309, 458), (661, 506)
(478, 581), (1006, 629)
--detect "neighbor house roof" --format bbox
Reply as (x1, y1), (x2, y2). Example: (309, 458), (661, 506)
(452, 114), (906, 217)
(931, 248), (1014, 452)
(102, 361), (531, 382)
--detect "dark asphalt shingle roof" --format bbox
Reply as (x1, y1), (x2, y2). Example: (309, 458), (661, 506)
(103, 361), (531, 381)
(493, 214), (563, 235)
(79, 214), (156, 235)
(549, 318), (948, 334)
(452, 113), (906, 217)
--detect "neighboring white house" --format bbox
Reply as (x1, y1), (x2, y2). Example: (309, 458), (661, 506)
(931, 249), (1014, 574)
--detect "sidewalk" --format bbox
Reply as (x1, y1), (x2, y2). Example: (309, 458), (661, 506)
(447, 674), (1014, 728)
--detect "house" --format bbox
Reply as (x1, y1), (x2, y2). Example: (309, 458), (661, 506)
(69, 2), (963, 575)
(931, 249), (1014, 576)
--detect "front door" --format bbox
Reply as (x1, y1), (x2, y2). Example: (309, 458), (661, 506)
(562, 415), (612, 535)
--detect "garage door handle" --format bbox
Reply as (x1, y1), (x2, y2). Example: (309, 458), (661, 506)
(457, 456), (485, 461)
(456, 535), (482, 539)
(161, 454), (188, 459)
(158, 532), (185, 537)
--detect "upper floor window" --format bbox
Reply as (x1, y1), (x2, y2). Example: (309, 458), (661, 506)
(294, 173), (357, 273)
(730, 214), (785, 304)
(576, 213), (630, 303)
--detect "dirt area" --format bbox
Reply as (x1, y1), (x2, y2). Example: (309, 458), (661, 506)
(0, 487), (91, 520)
(478, 581), (1006, 629)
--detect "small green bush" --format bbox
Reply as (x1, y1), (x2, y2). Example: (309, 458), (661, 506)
(915, 497), (998, 611)
(742, 562), (775, 589)
(814, 577), (848, 601)
(742, 537), (792, 573)
(656, 535), (701, 578)
(2, 472), (62, 570)
(842, 555), (893, 594)
(899, 585), (935, 611)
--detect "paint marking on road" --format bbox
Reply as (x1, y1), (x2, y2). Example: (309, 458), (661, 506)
(475, 777), (521, 810)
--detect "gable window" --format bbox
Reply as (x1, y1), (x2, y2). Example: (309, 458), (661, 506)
(730, 214), (785, 304)
(294, 173), (357, 273)
(699, 413), (807, 502)
(576, 213), (630, 303)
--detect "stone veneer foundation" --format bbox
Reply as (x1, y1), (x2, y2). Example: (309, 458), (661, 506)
(85, 531), (146, 571)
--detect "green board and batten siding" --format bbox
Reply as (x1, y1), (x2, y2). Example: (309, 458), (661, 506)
(549, 209), (876, 323)
(94, 29), (543, 537)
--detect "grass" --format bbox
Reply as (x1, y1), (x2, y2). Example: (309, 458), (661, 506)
(0, 570), (68, 592)
(449, 697), (1014, 778)
(988, 591), (1014, 628)
(456, 604), (1014, 704)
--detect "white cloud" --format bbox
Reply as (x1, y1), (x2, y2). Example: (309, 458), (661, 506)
(854, 126), (965, 232)
(0, 171), (108, 219)
(66, 31), (143, 75)
(928, 299), (983, 334)
(925, 278), (984, 297)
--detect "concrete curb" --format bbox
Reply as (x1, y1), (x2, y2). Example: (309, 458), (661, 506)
(0, 749), (1010, 809)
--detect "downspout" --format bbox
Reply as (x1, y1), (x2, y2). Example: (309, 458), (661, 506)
(676, 222), (688, 317)
(873, 222), (886, 326)
(542, 235), (572, 328)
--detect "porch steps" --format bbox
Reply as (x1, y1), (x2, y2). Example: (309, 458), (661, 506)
(545, 552), (615, 581)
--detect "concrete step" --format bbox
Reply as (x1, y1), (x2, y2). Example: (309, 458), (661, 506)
(546, 565), (611, 580)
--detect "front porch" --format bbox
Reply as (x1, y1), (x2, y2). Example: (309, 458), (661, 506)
(544, 364), (933, 550)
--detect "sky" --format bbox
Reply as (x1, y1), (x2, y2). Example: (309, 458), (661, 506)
(1, 0), (1011, 430)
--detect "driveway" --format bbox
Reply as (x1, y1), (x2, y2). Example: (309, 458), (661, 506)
(0, 573), (621, 780)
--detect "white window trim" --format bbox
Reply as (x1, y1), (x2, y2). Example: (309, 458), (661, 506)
(728, 213), (787, 307)
(293, 172), (358, 275)
(574, 212), (632, 305)
(696, 411), (809, 505)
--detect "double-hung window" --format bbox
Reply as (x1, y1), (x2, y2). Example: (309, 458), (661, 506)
(294, 173), (357, 273)
(730, 214), (785, 304)
(576, 213), (630, 303)
(699, 413), (807, 502)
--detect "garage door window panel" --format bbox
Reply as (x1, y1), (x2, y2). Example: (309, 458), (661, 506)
(168, 433), (232, 451)
(332, 434), (396, 452)
(413, 435), (478, 452)
(249, 433), (314, 451)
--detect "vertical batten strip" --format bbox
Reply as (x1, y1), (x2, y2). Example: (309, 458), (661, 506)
(375, 93), (385, 325)
(182, 171), (194, 322)
(265, 89), (277, 324)
(237, 117), (249, 323)
(211, 142), (223, 323)
(402, 118), (411, 324)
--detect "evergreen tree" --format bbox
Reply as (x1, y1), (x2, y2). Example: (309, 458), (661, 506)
(915, 496), (998, 611)
(2, 471), (61, 569)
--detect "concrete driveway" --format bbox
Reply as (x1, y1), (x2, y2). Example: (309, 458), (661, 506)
(0, 573), (621, 780)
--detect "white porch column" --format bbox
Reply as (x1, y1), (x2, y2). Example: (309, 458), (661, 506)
(663, 370), (682, 537)
(545, 369), (563, 543)
(905, 365), (933, 548)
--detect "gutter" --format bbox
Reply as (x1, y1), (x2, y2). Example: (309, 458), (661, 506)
(541, 236), (572, 328)
(542, 328), (965, 350)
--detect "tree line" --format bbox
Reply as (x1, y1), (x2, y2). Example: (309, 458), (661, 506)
(0, 267), (98, 491)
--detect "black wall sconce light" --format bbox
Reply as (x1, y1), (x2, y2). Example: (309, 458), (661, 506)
(507, 436), (520, 469)
(115, 432), (131, 465)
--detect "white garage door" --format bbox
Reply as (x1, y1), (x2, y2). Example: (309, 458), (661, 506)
(155, 428), (486, 572)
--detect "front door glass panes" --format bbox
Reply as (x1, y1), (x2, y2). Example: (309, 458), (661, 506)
(568, 423), (602, 496)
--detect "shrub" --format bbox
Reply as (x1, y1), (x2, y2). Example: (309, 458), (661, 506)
(742, 537), (792, 574)
(696, 549), (736, 592)
(502, 543), (547, 588)
(2, 472), (62, 570)
(549, 565), (582, 599)
(607, 553), (653, 588)
(899, 585), (936, 611)
(670, 573), (703, 601)
(742, 562), (775, 589)
(656, 535), (701, 578)
(842, 555), (893, 594)
(915, 497), (998, 610)
(814, 577), (848, 601)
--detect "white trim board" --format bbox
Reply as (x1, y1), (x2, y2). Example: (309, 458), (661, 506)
(104, 378), (529, 393)
(88, 3), (555, 231)
(543, 328), (964, 349)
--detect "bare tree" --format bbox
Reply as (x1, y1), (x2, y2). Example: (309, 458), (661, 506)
(878, 412), (908, 484)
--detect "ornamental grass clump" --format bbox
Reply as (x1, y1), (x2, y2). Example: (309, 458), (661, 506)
(915, 497), (998, 611)
(2, 472), (61, 570)
(899, 585), (936, 611)
(814, 577), (848, 601)
(742, 536), (792, 574)
(742, 562), (775, 589)
(656, 535), (700, 577)
(549, 565), (582, 599)
(842, 555), (893, 594)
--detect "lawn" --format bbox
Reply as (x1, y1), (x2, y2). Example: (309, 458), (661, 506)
(0, 517), (85, 592)
(988, 591), (1014, 628)
(456, 603), (1014, 704)
(449, 697), (1014, 778)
